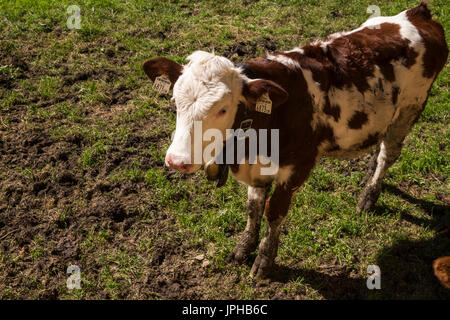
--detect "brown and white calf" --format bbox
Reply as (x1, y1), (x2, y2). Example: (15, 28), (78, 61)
(143, 3), (448, 278)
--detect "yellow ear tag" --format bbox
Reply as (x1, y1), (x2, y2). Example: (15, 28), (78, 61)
(153, 74), (171, 94)
(255, 92), (272, 114)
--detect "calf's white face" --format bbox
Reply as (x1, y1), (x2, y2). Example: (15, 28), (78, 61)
(167, 51), (243, 173)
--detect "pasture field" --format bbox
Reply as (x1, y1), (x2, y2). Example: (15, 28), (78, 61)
(0, 0), (449, 299)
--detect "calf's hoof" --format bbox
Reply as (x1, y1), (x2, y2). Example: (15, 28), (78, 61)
(250, 254), (274, 279)
(357, 198), (376, 213)
(227, 245), (250, 263)
(357, 185), (381, 212)
(227, 232), (258, 263)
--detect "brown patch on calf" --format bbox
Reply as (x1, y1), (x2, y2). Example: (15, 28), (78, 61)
(315, 123), (335, 144)
(359, 133), (380, 150)
(328, 23), (418, 90)
(229, 58), (319, 190)
(348, 111), (368, 129)
(278, 49), (333, 92)
(406, 3), (449, 79)
(392, 86), (400, 105)
(142, 57), (183, 87)
(322, 127), (340, 153)
(304, 118), (341, 152)
(323, 96), (341, 121)
(280, 23), (419, 93)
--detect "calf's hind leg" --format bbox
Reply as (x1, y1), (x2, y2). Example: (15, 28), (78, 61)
(358, 107), (423, 212)
(228, 185), (269, 263)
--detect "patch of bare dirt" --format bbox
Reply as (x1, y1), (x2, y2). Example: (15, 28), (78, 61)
(223, 37), (278, 61)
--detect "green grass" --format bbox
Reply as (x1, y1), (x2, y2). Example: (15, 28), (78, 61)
(0, 0), (448, 300)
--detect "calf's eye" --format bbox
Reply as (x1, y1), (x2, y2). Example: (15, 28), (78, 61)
(218, 108), (227, 116)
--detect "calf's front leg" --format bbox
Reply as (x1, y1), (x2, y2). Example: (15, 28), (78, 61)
(250, 184), (295, 278)
(228, 186), (269, 263)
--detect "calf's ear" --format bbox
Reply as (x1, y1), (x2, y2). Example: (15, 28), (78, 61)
(142, 57), (183, 87)
(242, 79), (289, 110)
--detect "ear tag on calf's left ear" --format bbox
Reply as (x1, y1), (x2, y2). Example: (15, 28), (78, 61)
(153, 74), (171, 95)
(255, 92), (272, 114)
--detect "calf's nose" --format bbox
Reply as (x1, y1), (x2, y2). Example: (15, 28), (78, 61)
(165, 153), (192, 173)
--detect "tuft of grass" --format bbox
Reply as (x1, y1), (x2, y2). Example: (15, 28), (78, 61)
(79, 140), (109, 168)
